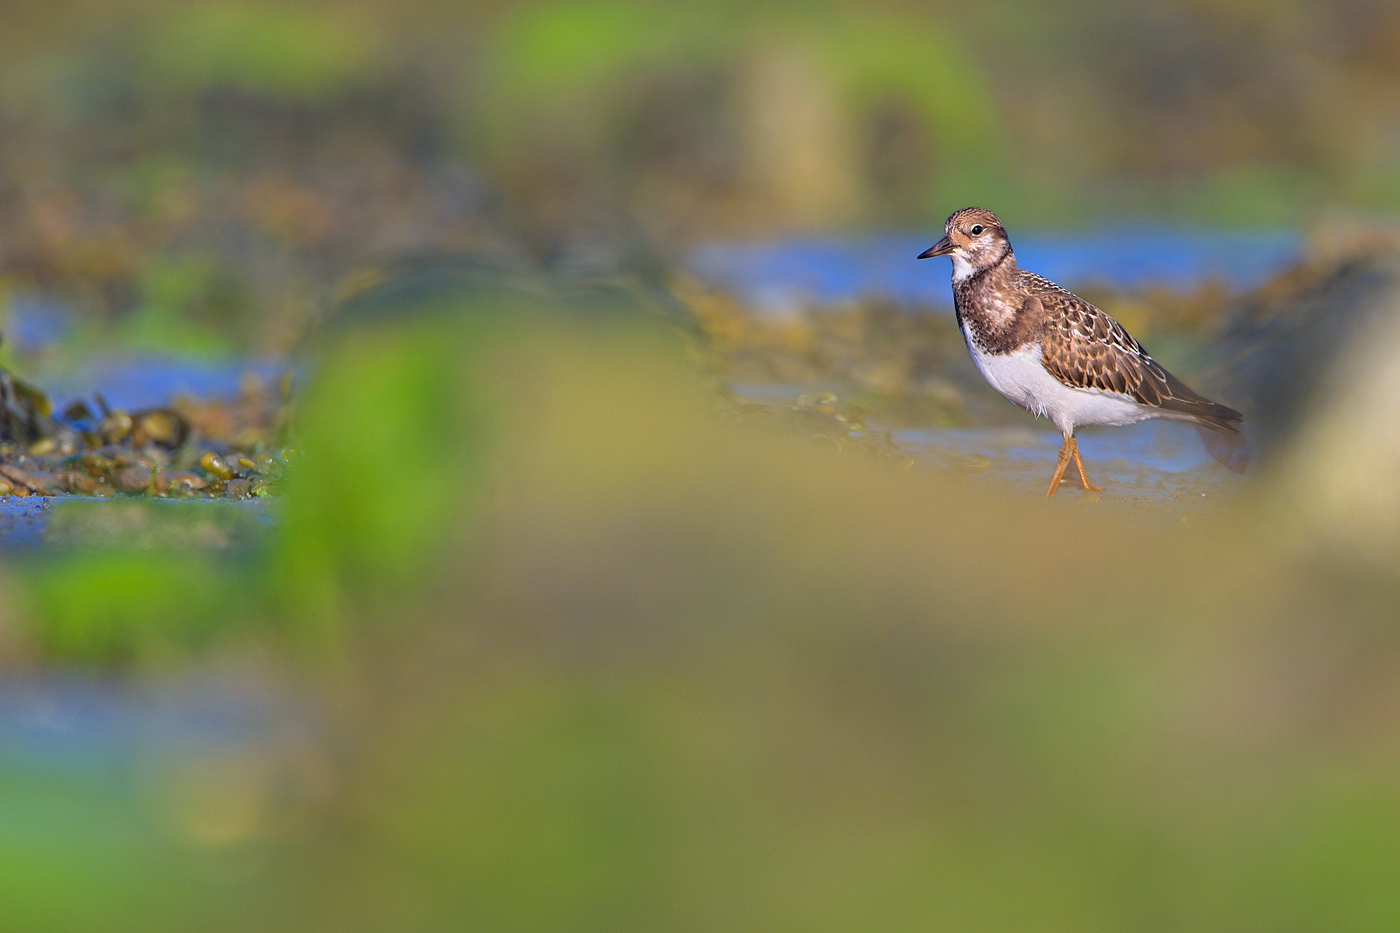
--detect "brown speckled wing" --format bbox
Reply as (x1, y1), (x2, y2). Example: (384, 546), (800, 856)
(1024, 272), (1244, 433)
(1027, 276), (1167, 403)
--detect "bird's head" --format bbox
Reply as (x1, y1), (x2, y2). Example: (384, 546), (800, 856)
(918, 207), (1012, 280)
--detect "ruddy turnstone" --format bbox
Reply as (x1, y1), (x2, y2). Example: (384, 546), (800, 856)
(919, 207), (1246, 498)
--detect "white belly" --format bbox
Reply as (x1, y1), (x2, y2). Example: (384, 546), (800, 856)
(966, 337), (1154, 436)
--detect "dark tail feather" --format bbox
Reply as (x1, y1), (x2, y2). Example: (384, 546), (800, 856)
(1156, 372), (1247, 472)
(1196, 424), (1248, 474)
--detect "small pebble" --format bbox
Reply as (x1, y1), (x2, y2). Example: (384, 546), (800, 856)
(113, 464), (152, 493)
(170, 471), (208, 491)
(134, 410), (183, 447)
(81, 453), (113, 476)
(100, 410), (134, 444)
(201, 452), (233, 480)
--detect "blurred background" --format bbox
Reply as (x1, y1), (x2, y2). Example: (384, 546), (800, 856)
(6, 0), (1400, 346)
(6, 1), (1400, 930)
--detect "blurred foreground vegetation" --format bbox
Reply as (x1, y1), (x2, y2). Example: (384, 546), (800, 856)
(4, 276), (1400, 931)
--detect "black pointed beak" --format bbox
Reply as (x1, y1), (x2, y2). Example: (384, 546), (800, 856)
(918, 235), (954, 259)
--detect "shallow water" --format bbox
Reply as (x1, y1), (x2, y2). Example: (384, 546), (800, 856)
(0, 497), (278, 550)
(38, 355), (293, 411)
(0, 497), (54, 549)
(691, 229), (1302, 312)
(729, 377), (1246, 508)
(898, 419), (1244, 509)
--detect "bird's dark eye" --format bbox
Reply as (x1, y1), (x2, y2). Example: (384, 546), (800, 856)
(970, 224), (984, 235)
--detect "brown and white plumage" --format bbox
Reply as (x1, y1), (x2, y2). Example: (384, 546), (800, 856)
(919, 207), (1246, 496)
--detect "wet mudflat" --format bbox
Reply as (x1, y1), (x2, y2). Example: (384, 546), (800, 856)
(0, 351), (287, 549)
(723, 382), (1245, 513)
(898, 421), (1242, 508)
(0, 352), (293, 502)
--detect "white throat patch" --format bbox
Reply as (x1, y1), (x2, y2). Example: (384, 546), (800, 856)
(950, 252), (976, 282)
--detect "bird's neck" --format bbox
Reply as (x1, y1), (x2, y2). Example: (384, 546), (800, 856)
(975, 246), (1017, 284)
(953, 243), (1016, 283)
(954, 251), (1028, 350)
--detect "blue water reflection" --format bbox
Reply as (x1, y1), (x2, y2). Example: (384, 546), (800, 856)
(40, 356), (293, 412)
(0, 674), (291, 771)
(690, 229), (1303, 312)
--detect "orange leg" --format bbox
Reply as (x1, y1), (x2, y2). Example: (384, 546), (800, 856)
(1069, 437), (1102, 498)
(1045, 436), (1101, 500)
(1045, 435), (1074, 499)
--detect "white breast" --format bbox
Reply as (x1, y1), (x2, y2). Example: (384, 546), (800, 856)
(963, 330), (1156, 436)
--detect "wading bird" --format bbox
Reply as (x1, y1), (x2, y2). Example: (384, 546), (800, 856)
(919, 207), (1246, 498)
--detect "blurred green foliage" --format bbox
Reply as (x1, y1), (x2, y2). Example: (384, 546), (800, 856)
(0, 768), (221, 933)
(8, 278), (1400, 930)
(21, 500), (265, 660)
(119, 254), (246, 355)
(148, 3), (383, 100)
(27, 551), (240, 661)
(274, 312), (493, 632)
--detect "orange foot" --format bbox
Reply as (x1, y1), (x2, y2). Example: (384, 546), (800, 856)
(1045, 435), (1073, 499)
(1069, 436), (1101, 499)
(1046, 435), (1100, 500)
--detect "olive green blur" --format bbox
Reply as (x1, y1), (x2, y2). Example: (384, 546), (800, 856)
(5, 279), (1400, 931)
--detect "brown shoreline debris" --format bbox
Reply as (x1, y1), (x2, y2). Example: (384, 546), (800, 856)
(0, 363), (295, 500)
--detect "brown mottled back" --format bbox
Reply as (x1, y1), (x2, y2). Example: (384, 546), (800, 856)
(1023, 270), (1242, 431)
